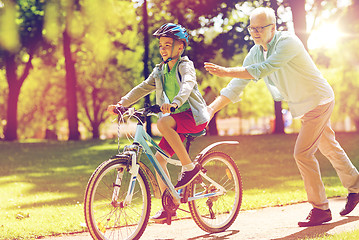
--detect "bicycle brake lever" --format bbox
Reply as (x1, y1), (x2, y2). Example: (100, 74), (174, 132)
(144, 105), (161, 115)
(114, 105), (128, 114)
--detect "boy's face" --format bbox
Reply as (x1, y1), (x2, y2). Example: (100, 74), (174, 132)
(159, 37), (184, 62)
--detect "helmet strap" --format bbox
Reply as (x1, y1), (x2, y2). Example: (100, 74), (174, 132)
(163, 57), (172, 64)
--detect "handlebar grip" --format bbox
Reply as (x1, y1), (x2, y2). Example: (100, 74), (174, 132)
(170, 107), (176, 113)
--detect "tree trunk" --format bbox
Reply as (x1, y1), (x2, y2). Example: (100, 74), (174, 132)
(91, 88), (100, 139)
(288, 0), (308, 49)
(143, 0), (152, 136)
(354, 119), (359, 133)
(270, 2), (285, 135)
(4, 50), (33, 141)
(4, 53), (19, 141)
(273, 101), (285, 134)
(207, 113), (218, 136)
(92, 123), (100, 139)
(63, 30), (80, 140)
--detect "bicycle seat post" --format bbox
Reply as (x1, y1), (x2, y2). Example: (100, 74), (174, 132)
(184, 129), (207, 154)
(185, 135), (195, 154)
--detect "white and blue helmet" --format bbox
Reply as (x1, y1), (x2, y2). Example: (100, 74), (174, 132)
(153, 23), (189, 47)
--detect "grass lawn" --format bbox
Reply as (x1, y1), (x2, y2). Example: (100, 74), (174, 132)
(0, 132), (359, 239)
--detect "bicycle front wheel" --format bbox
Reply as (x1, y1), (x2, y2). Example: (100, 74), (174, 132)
(84, 156), (151, 240)
(188, 151), (242, 233)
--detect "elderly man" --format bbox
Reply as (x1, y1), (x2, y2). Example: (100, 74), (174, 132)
(204, 7), (359, 227)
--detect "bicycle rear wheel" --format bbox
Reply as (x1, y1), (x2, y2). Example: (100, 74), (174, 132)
(188, 151), (242, 233)
(84, 156), (151, 240)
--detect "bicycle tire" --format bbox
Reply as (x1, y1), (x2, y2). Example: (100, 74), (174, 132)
(84, 155), (151, 240)
(188, 151), (242, 233)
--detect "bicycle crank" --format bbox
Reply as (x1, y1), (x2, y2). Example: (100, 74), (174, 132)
(162, 189), (180, 225)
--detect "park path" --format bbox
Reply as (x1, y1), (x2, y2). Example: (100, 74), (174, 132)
(41, 197), (359, 240)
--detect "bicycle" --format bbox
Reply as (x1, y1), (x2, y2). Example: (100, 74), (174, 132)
(84, 104), (243, 240)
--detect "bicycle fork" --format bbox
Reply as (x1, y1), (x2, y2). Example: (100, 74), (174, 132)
(111, 151), (139, 207)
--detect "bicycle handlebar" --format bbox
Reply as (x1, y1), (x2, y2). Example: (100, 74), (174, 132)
(114, 104), (175, 116)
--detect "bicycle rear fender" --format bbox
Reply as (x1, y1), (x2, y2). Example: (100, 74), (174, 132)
(194, 141), (239, 162)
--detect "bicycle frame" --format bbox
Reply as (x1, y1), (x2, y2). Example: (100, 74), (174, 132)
(85, 106), (242, 239)
(116, 110), (239, 207)
(134, 123), (182, 202)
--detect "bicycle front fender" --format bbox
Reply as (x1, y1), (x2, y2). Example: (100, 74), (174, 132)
(139, 162), (161, 199)
(194, 141), (239, 162)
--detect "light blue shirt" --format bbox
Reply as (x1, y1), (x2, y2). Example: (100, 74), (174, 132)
(221, 31), (334, 118)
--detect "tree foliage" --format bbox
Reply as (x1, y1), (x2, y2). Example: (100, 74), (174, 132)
(333, 0), (359, 131)
(308, 0), (359, 132)
(1, 0), (358, 140)
(0, 0), (46, 141)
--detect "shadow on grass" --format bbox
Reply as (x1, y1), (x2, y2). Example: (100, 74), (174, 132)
(0, 139), (120, 210)
(1, 132), (359, 211)
(274, 216), (359, 240)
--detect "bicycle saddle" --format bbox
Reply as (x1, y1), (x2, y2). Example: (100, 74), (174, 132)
(186, 129), (206, 138)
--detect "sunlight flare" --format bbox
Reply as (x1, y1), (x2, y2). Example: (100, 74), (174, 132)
(308, 23), (343, 49)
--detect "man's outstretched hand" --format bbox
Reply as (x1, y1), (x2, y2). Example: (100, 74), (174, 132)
(204, 62), (228, 77)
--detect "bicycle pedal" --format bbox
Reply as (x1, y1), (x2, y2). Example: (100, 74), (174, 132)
(152, 218), (166, 224)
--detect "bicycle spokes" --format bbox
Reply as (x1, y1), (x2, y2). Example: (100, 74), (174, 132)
(188, 151), (242, 233)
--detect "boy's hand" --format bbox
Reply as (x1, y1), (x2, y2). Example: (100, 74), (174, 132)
(161, 103), (177, 113)
(107, 105), (118, 115)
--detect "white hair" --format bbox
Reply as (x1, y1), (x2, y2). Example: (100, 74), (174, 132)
(250, 7), (276, 24)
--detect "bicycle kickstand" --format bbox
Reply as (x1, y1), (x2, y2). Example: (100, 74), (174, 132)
(166, 213), (172, 225)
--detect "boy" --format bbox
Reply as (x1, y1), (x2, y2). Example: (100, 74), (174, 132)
(107, 23), (210, 222)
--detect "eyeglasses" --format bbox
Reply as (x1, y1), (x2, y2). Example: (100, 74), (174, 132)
(247, 24), (273, 33)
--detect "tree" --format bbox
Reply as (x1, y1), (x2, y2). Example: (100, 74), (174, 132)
(15, 0), (142, 140)
(334, 0), (359, 131)
(0, 0), (45, 141)
(63, 29), (80, 140)
(73, 0), (142, 139)
(0, 70), (7, 138)
(62, 1), (81, 140)
(271, 1), (285, 134)
(39, 0), (81, 140)
(287, 0), (308, 49)
(142, 0), (152, 136)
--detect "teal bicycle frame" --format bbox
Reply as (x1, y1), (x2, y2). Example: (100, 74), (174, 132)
(133, 123), (181, 202)
(119, 114), (237, 207)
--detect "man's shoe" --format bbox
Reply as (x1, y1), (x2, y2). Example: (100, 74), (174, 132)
(298, 208), (332, 227)
(150, 209), (176, 223)
(340, 193), (359, 216)
(174, 164), (200, 190)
